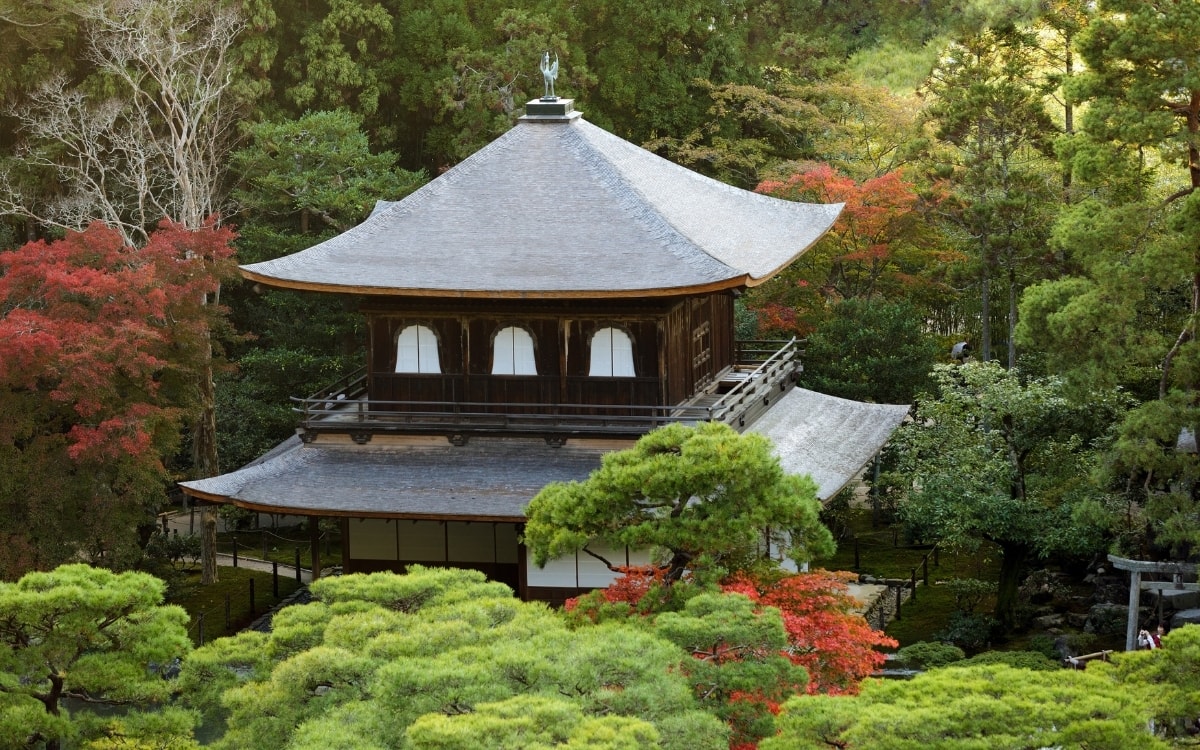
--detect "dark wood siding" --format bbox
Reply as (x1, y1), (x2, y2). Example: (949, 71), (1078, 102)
(360, 294), (737, 411)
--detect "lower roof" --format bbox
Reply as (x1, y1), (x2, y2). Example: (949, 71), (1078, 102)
(179, 389), (911, 519)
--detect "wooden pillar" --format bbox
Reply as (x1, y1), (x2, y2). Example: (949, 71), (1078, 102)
(517, 523), (528, 601)
(340, 518), (351, 571)
(309, 515), (322, 581)
(1125, 569), (1140, 652)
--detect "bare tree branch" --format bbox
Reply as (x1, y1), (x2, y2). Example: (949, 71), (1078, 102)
(0, 0), (245, 244)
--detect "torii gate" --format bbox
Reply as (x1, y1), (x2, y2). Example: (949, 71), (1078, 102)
(1107, 554), (1200, 651)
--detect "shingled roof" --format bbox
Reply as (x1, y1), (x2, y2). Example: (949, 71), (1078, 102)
(180, 389), (909, 517)
(242, 102), (842, 298)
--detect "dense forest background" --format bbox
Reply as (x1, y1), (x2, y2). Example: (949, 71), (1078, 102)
(1, 0), (1199, 587)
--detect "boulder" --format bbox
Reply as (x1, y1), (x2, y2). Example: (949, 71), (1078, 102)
(1034, 613), (1065, 629)
(1171, 608), (1200, 629)
(1154, 588), (1200, 611)
(1090, 575), (1128, 605)
(1084, 603), (1129, 636)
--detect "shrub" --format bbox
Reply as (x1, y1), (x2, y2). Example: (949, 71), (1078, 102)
(957, 650), (1060, 671)
(935, 612), (996, 653)
(895, 641), (965, 669)
(944, 577), (996, 615)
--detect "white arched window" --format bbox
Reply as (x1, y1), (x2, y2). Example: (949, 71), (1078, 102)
(395, 325), (441, 373)
(492, 326), (537, 375)
(589, 327), (635, 377)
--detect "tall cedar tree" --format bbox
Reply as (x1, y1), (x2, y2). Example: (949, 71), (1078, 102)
(1019, 0), (1200, 556)
(921, 27), (1058, 366)
(0, 221), (236, 577)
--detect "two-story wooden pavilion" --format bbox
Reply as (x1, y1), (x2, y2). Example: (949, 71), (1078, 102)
(181, 98), (910, 603)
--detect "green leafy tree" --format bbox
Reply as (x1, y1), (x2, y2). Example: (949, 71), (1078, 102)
(231, 109), (426, 234)
(763, 661), (1165, 750)
(1115, 624), (1200, 740)
(1018, 0), (1200, 557)
(523, 422), (834, 584)
(653, 592), (804, 748)
(893, 362), (1127, 630)
(799, 299), (939, 404)
(921, 26), (1059, 365)
(575, 0), (751, 145)
(179, 567), (729, 750)
(0, 565), (195, 750)
(404, 695), (662, 750)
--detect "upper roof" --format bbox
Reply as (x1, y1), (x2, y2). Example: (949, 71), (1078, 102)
(241, 102), (842, 299)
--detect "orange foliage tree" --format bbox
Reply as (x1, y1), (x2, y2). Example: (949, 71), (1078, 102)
(0, 220), (237, 576)
(722, 570), (896, 695)
(746, 164), (954, 336)
(566, 566), (895, 748)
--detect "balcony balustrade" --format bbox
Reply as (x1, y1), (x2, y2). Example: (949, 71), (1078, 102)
(293, 339), (802, 441)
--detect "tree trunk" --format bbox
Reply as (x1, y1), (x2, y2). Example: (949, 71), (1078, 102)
(201, 508), (219, 584)
(993, 542), (1029, 632)
(1007, 266), (1018, 368)
(980, 268), (991, 363)
(194, 354), (220, 584)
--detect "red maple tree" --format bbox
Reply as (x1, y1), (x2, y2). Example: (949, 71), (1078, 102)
(722, 569), (896, 695)
(0, 220), (237, 575)
(746, 164), (954, 336)
(567, 566), (895, 748)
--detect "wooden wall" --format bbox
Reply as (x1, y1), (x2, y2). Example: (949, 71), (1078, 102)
(362, 293), (736, 409)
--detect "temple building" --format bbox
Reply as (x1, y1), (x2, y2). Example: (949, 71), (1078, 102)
(180, 98), (910, 603)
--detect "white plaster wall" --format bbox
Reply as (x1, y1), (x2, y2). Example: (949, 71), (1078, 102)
(447, 521), (496, 563)
(526, 545), (653, 588)
(495, 524), (519, 564)
(348, 518), (397, 560)
(398, 520), (446, 561)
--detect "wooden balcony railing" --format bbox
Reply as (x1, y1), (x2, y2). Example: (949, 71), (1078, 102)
(292, 339), (802, 440)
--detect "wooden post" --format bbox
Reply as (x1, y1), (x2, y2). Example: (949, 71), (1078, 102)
(201, 508), (218, 584)
(272, 561), (279, 598)
(232, 534), (238, 568)
(309, 515), (322, 580)
(894, 586), (902, 621)
(198, 612), (205, 646)
(249, 578), (256, 616)
(910, 568), (917, 602)
(922, 556), (929, 586)
(295, 547), (302, 583)
(871, 454), (881, 528)
(1126, 569), (1140, 652)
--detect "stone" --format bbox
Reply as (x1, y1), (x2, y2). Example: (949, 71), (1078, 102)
(1155, 588), (1200, 611)
(1084, 603), (1129, 636)
(1066, 612), (1089, 629)
(1171, 608), (1200, 629)
(1035, 613), (1065, 629)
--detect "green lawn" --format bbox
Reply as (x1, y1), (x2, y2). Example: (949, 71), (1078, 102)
(166, 567), (304, 645)
(824, 509), (1002, 648)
